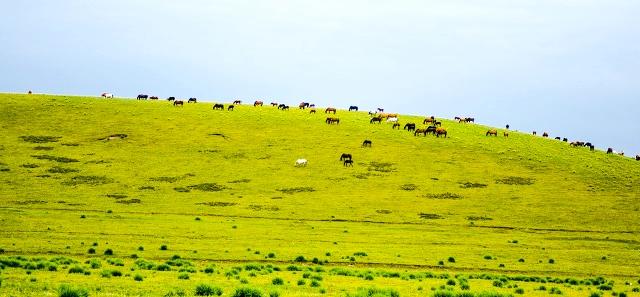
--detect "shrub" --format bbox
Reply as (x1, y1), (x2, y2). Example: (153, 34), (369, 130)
(297, 279), (306, 286)
(68, 265), (84, 274)
(103, 249), (113, 256)
(204, 266), (215, 274)
(446, 279), (456, 286)
(272, 277), (284, 285)
(548, 259), (555, 264)
(178, 273), (190, 280)
(58, 284), (89, 297)
(347, 287), (400, 297)
(294, 255), (307, 262)
(87, 248), (95, 254)
(160, 245), (168, 250)
(269, 292), (280, 297)
(310, 280), (321, 287)
(483, 255), (493, 260)
(156, 264), (171, 271)
(438, 261), (444, 266)
(514, 288), (524, 294)
(138, 246), (144, 251)
(195, 284), (223, 296)
(365, 274), (374, 281)
(231, 287), (263, 297)
(110, 270), (122, 277)
(88, 259), (101, 269)
(267, 253), (276, 258)
(134, 274), (143, 281)
(447, 257), (455, 263)
(589, 292), (602, 297)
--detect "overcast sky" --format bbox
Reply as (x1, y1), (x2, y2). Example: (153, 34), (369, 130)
(1, 1), (638, 154)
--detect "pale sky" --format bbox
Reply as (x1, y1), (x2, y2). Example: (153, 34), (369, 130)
(1, 1), (638, 154)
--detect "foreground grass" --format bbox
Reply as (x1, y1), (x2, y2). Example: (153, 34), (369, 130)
(0, 93), (639, 296)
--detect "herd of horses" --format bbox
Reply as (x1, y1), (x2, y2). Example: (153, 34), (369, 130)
(95, 92), (639, 162)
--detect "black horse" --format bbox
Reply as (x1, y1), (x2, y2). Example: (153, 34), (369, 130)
(362, 140), (372, 147)
(173, 100), (184, 106)
(213, 104), (224, 110)
(227, 105), (234, 111)
(278, 104), (286, 109)
(392, 123), (400, 129)
(370, 117), (382, 124)
(349, 106), (358, 111)
(343, 159), (354, 167)
(167, 97), (175, 101)
(137, 94), (148, 100)
(425, 126), (437, 135)
(281, 105), (289, 110)
(188, 98), (197, 103)
(404, 123), (416, 131)
(340, 153), (352, 161)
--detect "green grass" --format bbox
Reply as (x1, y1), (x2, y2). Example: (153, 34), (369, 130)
(0, 93), (639, 296)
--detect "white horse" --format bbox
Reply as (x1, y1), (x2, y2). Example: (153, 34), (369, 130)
(386, 117), (398, 123)
(101, 93), (114, 98)
(295, 159), (308, 167)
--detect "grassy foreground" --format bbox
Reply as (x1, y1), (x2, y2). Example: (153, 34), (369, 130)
(0, 93), (639, 297)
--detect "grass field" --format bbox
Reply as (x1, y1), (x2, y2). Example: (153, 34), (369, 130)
(0, 93), (639, 297)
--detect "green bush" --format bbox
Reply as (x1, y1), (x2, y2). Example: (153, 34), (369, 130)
(447, 257), (455, 263)
(68, 265), (84, 274)
(232, 287), (263, 297)
(160, 245), (168, 250)
(103, 249), (113, 256)
(194, 284), (223, 296)
(58, 284), (89, 297)
(272, 277), (284, 285)
(178, 273), (190, 280)
(133, 274), (143, 281)
(347, 287), (400, 297)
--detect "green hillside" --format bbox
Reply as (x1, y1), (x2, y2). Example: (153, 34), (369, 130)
(0, 93), (639, 297)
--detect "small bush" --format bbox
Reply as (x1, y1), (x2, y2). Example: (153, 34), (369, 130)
(347, 287), (400, 297)
(58, 284), (89, 297)
(103, 249), (113, 256)
(272, 277), (284, 285)
(138, 246), (144, 251)
(88, 259), (101, 269)
(294, 256), (307, 262)
(483, 255), (493, 260)
(514, 288), (524, 294)
(68, 265), (84, 274)
(589, 292), (602, 297)
(156, 264), (171, 271)
(160, 245), (168, 250)
(134, 274), (143, 281)
(231, 287), (263, 297)
(195, 283), (223, 296)
(204, 266), (215, 274)
(548, 259), (555, 264)
(298, 279), (306, 286)
(447, 257), (455, 263)
(267, 252), (276, 258)
(446, 279), (456, 286)
(87, 248), (95, 254)
(178, 273), (190, 280)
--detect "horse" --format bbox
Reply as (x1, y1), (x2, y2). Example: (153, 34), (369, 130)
(28, 90), (32, 94)
(254, 100), (263, 106)
(227, 105), (234, 111)
(349, 106), (358, 111)
(423, 118), (435, 125)
(233, 100), (242, 105)
(325, 107), (337, 114)
(137, 94), (148, 100)
(385, 113), (398, 119)
(570, 141), (585, 147)
(150, 96), (158, 100)
(325, 117), (340, 124)
(277, 104), (286, 109)
(636, 155), (640, 161)
(295, 159), (308, 167)
(533, 131), (537, 135)
(404, 123), (416, 131)
(589, 145), (595, 151)
(362, 140), (372, 147)
(563, 138), (568, 142)
(173, 100), (184, 106)
(309, 104), (315, 108)
(281, 105), (289, 110)
(386, 117), (398, 123)
(188, 98), (197, 103)
(434, 121), (442, 127)
(377, 108), (384, 112)
(101, 93), (113, 98)
(555, 137), (561, 140)
(542, 132), (549, 138)
(436, 127), (447, 138)
(426, 126), (437, 135)
(458, 118), (467, 123)
(299, 102), (309, 109)
(370, 117), (382, 124)
(414, 129), (427, 136)
(213, 104), (224, 110)
(340, 153), (352, 161)
(167, 97), (175, 101)
(503, 131), (509, 137)
(392, 123), (401, 129)
(506, 124), (510, 129)
(270, 102), (278, 107)
(310, 109), (316, 114)
(607, 148), (613, 154)
(466, 117), (475, 123)
(486, 129), (498, 136)
(618, 152), (625, 156)
(343, 159), (354, 167)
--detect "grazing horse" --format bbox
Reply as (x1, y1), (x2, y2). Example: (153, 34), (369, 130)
(150, 96), (158, 100)
(299, 102), (309, 109)
(213, 104), (224, 110)
(436, 127), (447, 138)
(254, 100), (263, 106)
(404, 123), (416, 131)
(173, 100), (184, 106)
(486, 129), (498, 136)
(377, 108), (384, 112)
(506, 124), (510, 129)
(542, 132), (549, 138)
(636, 155), (640, 161)
(278, 104), (286, 109)
(570, 141), (585, 147)
(310, 109), (316, 114)
(607, 148), (613, 154)
(392, 123), (401, 129)
(386, 117), (398, 123)
(281, 105), (289, 110)
(101, 93), (113, 98)
(227, 105), (234, 111)
(28, 90), (32, 94)
(295, 159), (308, 167)
(271, 102), (278, 107)
(414, 129), (427, 136)
(563, 138), (568, 142)
(349, 106), (358, 111)
(325, 107), (337, 114)
(233, 100), (242, 105)
(618, 152), (625, 156)
(425, 126), (437, 135)
(340, 153), (352, 161)
(589, 145), (595, 151)
(533, 131), (537, 135)
(385, 113), (398, 119)
(167, 97), (175, 101)
(555, 137), (561, 140)
(309, 104), (315, 108)
(434, 121), (442, 127)
(423, 118), (435, 125)
(188, 97), (197, 103)
(325, 117), (340, 124)
(343, 159), (354, 167)
(370, 117), (383, 124)
(362, 140), (372, 147)
(466, 117), (475, 123)
(137, 94), (148, 100)
(503, 131), (509, 137)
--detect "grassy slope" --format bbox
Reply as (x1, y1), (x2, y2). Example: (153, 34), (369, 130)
(0, 93), (639, 296)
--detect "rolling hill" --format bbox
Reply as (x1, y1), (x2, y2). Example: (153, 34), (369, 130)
(0, 93), (639, 297)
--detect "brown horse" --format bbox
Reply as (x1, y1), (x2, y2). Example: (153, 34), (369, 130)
(414, 129), (427, 136)
(325, 117), (340, 124)
(213, 104), (224, 110)
(310, 109), (316, 114)
(503, 131), (509, 137)
(254, 100), (263, 106)
(486, 129), (498, 136)
(325, 107), (337, 114)
(436, 127), (447, 138)
(270, 102), (278, 107)
(362, 140), (372, 147)
(423, 118), (435, 125)
(385, 113), (398, 119)
(425, 126), (437, 135)
(173, 100), (184, 106)
(299, 102), (309, 109)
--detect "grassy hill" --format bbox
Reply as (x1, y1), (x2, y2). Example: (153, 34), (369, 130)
(0, 93), (639, 297)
